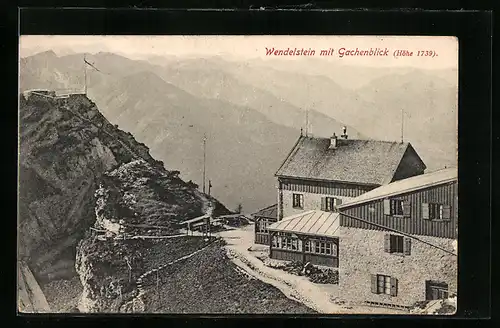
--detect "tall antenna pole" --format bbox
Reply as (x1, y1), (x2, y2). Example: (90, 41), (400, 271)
(83, 53), (87, 95)
(202, 133), (207, 193)
(305, 108), (309, 137)
(400, 108), (404, 143)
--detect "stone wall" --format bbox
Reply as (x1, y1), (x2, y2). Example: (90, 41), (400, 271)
(281, 189), (354, 218)
(338, 226), (457, 307)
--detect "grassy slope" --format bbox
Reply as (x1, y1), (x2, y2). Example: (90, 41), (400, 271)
(77, 235), (212, 312)
(143, 240), (316, 314)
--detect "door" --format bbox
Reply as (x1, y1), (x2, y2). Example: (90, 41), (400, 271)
(426, 281), (449, 300)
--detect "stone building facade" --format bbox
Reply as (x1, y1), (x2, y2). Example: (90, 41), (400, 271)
(337, 167), (458, 308)
(338, 226), (457, 308)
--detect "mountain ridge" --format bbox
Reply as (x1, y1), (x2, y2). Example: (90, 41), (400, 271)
(87, 70), (302, 212)
(19, 50), (457, 210)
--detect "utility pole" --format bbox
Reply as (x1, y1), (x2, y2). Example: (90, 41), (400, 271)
(400, 108), (404, 143)
(305, 108), (309, 137)
(202, 133), (207, 193)
(208, 180), (212, 196)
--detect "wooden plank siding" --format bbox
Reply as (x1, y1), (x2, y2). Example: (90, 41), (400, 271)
(305, 253), (339, 267)
(271, 249), (303, 262)
(340, 181), (458, 239)
(280, 177), (376, 197)
(255, 233), (270, 245)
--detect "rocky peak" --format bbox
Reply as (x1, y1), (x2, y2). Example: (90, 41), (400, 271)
(18, 91), (226, 286)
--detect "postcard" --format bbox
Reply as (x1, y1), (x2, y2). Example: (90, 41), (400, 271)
(18, 35), (458, 315)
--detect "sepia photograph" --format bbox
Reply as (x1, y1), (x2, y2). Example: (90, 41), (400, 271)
(17, 35), (458, 315)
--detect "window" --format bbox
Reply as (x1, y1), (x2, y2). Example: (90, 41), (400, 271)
(430, 203), (443, 220)
(304, 238), (337, 256)
(371, 274), (398, 296)
(320, 242), (327, 253)
(292, 194), (304, 209)
(271, 232), (279, 247)
(390, 235), (404, 253)
(272, 232), (301, 251)
(391, 199), (404, 216)
(422, 203), (451, 221)
(378, 275), (392, 295)
(257, 219), (269, 233)
(384, 234), (411, 255)
(384, 199), (411, 217)
(326, 243), (332, 255)
(322, 197), (342, 212)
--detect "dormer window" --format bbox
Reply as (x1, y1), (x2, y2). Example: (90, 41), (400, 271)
(321, 197), (342, 212)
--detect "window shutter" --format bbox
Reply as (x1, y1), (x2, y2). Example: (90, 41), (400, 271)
(321, 197), (326, 211)
(403, 201), (411, 217)
(404, 237), (412, 256)
(334, 198), (342, 212)
(390, 277), (398, 296)
(384, 234), (391, 253)
(383, 199), (391, 215)
(371, 274), (378, 294)
(422, 203), (430, 220)
(442, 205), (451, 221)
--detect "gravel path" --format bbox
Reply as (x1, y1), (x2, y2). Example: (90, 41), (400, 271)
(218, 227), (338, 313)
(217, 225), (408, 315)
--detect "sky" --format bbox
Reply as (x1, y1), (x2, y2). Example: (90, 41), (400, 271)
(20, 35), (458, 69)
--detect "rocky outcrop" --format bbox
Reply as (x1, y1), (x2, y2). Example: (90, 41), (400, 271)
(74, 159), (229, 312)
(19, 91), (230, 313)
(18, 92), (168, 283)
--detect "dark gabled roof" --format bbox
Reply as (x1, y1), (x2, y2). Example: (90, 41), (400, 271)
(275, 136), (424, 186)
(251, 204), (278, 219)
(338, 167), (457, 209)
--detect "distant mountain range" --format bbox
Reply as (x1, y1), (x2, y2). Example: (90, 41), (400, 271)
(19, 50), (457, 212)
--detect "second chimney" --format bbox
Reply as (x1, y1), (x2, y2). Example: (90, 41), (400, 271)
(329, 133), (338, 149)
(341, 126), (348, 139)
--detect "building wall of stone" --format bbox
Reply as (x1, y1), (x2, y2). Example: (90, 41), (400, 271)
(338, 226), (457, 307)
(281, 189), (355, 218)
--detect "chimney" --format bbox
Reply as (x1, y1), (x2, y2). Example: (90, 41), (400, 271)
(329, 133), (338, 149)
(341, 126), (348, 139)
